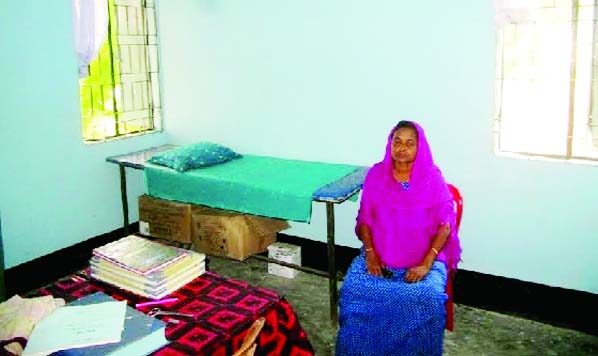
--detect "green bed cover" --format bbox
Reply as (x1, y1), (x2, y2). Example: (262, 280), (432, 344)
(144, 155), (359, 222)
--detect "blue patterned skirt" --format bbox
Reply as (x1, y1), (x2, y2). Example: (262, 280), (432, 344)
(336, 253), (447, 356)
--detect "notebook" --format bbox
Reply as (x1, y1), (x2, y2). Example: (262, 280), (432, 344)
(23, 298), (126, 356)
(52, 292), (169, 356)
(91, 263), (205, 299)
(92, 235), (188, 276)
(90, 250), (205, 285)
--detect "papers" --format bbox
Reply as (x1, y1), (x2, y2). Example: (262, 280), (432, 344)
(0, 295), (65, 356)
(52, 292), (169, 356)
(23, 300), (127, 356)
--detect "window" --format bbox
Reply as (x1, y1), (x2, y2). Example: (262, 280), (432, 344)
(494, 0), (598, 161)
(79, 0), (161, 142)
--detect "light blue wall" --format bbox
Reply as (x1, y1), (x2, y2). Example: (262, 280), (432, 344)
(1, 1), (596, 295)
(157, 0), (598, 293)
(0, 1), (167, 268)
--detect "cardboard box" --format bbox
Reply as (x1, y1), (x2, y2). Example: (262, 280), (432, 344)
(267, 242), (301, 278)
(138, 195), (192, 243)
(191, 206), (289, 261)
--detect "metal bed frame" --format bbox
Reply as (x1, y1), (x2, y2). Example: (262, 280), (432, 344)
(107, 145), (367, 322)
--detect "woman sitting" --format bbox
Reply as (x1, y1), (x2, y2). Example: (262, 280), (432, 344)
(335, 120), (461, 356)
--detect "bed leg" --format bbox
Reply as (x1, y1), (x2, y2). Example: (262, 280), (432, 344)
(119, 165), (129, 235)
(326, 202), (338, 323)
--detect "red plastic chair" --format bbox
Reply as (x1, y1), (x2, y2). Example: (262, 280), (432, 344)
(445, 183), (463, 331)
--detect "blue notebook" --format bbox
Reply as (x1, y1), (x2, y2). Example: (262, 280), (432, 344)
(52, 292), (169, 356)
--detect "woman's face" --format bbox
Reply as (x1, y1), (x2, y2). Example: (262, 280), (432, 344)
(391, 127), (418, 164)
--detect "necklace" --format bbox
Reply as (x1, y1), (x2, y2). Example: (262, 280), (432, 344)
(399, 181), (410, 191)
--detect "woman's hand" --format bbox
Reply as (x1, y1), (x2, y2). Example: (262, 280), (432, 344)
(437, 222), (451, 239)
(365, 249), (383, 276)
(404, 221), (451, 283)
(404, 264), (431, 283)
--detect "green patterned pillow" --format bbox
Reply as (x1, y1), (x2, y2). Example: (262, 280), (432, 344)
(148, 142), (242, 172)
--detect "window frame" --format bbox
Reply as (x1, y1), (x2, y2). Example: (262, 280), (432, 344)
(79, 0), (162, 143)
(493, 0), (598, 164)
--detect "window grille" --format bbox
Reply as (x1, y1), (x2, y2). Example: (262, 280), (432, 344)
(80, 0), (161, 142)
(494, 0), (598, 161)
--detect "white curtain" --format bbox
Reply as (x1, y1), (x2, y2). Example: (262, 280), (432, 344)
(72, 0), (109, 78)
(493, 0), (538, 26)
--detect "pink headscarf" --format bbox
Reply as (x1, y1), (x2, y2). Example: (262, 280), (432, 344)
(356, 122), (461, 270)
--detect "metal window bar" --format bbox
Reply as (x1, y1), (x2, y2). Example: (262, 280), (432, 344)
(113, 0), (160, 136)
(107, 0), (120, 137)
(588, 0), (598, 148)
(566, 1), (580, 158)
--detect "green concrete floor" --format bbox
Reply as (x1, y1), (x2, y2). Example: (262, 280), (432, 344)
(207, 255), (598, 356)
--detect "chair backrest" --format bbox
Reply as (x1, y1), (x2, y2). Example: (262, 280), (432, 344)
(445, 183), (462, 332)
(447, 184), (463, 231)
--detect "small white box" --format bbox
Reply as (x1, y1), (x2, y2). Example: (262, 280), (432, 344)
(267, 242), (301, 278)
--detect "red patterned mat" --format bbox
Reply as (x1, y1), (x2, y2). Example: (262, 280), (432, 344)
(28, 271), (314, 356)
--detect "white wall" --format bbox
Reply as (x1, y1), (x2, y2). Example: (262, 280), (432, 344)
(156, 0), (598, 293)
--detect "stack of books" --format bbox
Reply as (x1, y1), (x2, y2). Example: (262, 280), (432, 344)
(90, 235), (205, 299)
